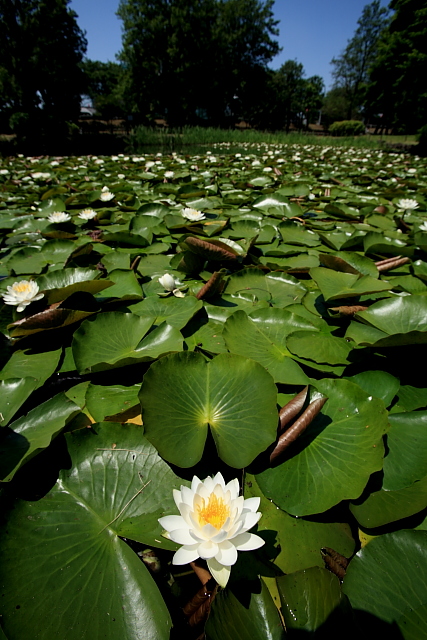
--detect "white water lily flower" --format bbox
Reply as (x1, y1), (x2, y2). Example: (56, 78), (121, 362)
(100, 186), (114, 202)
(158, 472), (264, 588)
(78, 208), (97, 221)
(419, 221), (427, 232)
(396, 198), (419, 210)
(159, 273), (178, 292)
(164, 171), (174, 178)
(47, 211), (71, 223)
(31, 172), (51, 180)
(2, 280), (44, 312)
(181, 207), (205, 222)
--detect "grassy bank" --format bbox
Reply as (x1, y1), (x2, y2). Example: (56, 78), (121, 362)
(128, 125), (418, 153)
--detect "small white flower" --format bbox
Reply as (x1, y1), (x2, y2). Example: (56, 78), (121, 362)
(396, 198), (419, 210)
(78, 208), (97, 221)
(158, 473), (264, 587)
(2, 280), (44, 312)
(419, 221), (427, 232)
(164, 171), (174, 178)
(159, 273), (178, 292)
(31, 172), (51, 180)
(47, 211), (71, 223)
(99, 186), (114, 202)
(181, 207), (206, 222)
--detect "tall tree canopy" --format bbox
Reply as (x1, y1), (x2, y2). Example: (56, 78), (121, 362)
(82, 60), (125, 119)
(367, 0), (427, 132)
(0, 0), (87, 149)
(117, 0), (280, 125)
(330, 0), (389, 120)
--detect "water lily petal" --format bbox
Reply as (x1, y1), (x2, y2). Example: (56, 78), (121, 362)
(181, 485), (196, 507)
(169, 528), (197, 545)
(173, 488), (182, 509)
(191, 475), (202, 493)
(241, 510), (261, 532)
(212, 471), (226, 489)
(178, 502), (194, 527)
(243, 497), (260, 513)
(158, 515), (188, 532)
(226, 519), (244, 539)
(198, 541), (219, 559)
(200, 523), (219, 539)
(232, 532), (265, 551)
(172, 544), (200, 565)
(216, 540), (238, 566)
(207, 558), (231, 588)
(202, 476), (215, 493)
(225, 478), (240, 500)
(210, 528), (231, 543)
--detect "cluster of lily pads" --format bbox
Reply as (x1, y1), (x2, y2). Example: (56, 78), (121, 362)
(1, 144), (427, 639)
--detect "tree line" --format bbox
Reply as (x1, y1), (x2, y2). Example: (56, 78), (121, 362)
(0, 0), (426, 152)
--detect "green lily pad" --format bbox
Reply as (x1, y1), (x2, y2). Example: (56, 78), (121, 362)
(287, 331), (354, 366)
(225, 270), (307, 308)
(310, 267), (391, 301)
(383, 411), (427, 490)
(245, 475), (355, 574)
(256, 379), (388, 516)
(0, 423), (175, 640)
(346, 370), (400, 408)
(0, 392), (80, 481)
(206, 579), (285, 640)
(222, 309), (311, 385)
(131, 295), (203, 329)
(139, 351), (278, 468)
(350, 475), (427, 528)
(342, 530), (427, 634)
(72, 312), (183, 372)
(277, 567), (347, 633)
(0, 378), (39, 426)
(85, 384), (141, 422)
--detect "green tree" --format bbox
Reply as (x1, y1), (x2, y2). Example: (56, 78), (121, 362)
(367, 0), (427, 132)
(258, 63), (324, 131)
(82, 60), (125, 119)
(0, 0), (87, 150)
(322, 86), (358, 126)
(273, 60), (305, 131)
(331, 0), (389, 120)
(303, 75), (325, 124)
(117, 0), (280, 126)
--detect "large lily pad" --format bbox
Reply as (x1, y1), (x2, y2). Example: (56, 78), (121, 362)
(342, 530), (427, 635)
(139, 351), (278, 468)
(0, 422), (178, 640)
(206, 579), (285, 640)
(222, 309), (311, 384)
(277, 567), (347, 633)
(256, 379), (389, 515)
(245, 475), (355, 574)
(72, 312), (183, 372)
(0, 392), (80, 481)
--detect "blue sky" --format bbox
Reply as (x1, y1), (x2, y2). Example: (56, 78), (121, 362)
(69, 0), (390, 90)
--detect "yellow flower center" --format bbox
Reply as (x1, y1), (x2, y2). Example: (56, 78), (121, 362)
(15, 283), (31, 294)
(197, 494), (230, 530)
